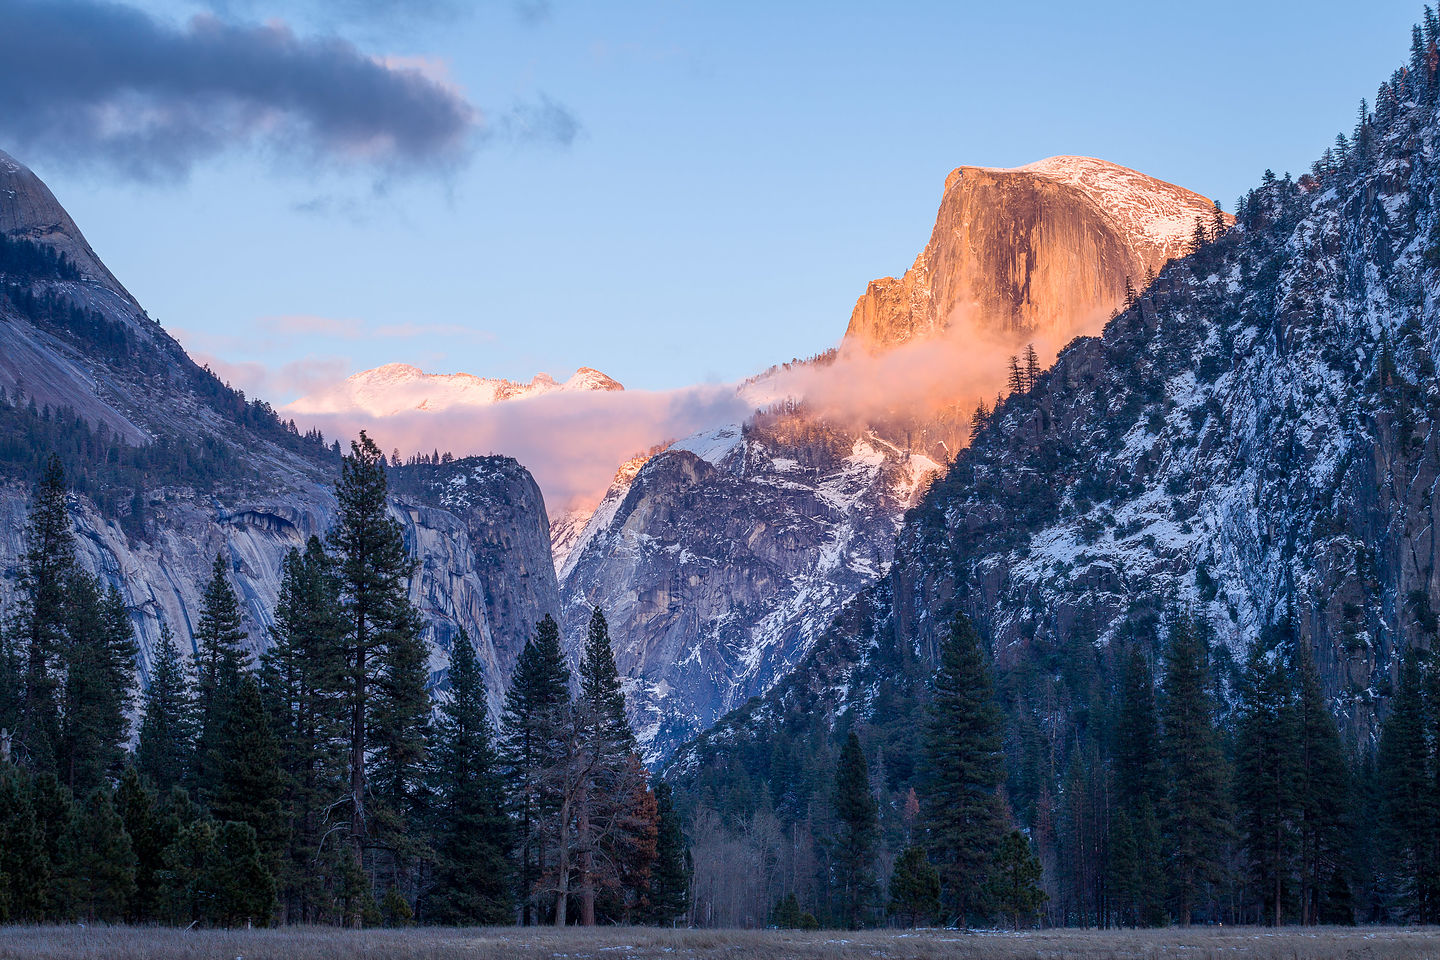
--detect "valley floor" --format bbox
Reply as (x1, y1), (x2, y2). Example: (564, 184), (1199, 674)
(0, 925), (1436, 960)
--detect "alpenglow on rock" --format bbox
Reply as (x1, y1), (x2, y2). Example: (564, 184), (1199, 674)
(0, 148), (560, 708)
(561, 157), (1223, 764)
(843, 156), (1225, 351)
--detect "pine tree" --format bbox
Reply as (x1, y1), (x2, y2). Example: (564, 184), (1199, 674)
(1234, 630), (1301, 925)
(1114, 638), (1167, 925)
(501, 614), (571, 925)
(1377, 653), (1439, 922)
(921, 612), (1006, 924)
(10, 455), (76, 774)
(1023, 343), (1040, 390)
(136, 622), (195, 797)
(192, 552), (249, 804)
(572, 607), (653, 926)
(831, 730), (879, 928)
(210, 671), (287, 899)
(1292, 636), (1352, 925)
(57, 787), (137, 922)
(1159, 613), (1232, 925)
(888, 845), (940, 927)
(0, 762), (48, 922)
(160, 817), (276, 927)
(990, 829), (1046, 929)
(115, 765), (168, 923)
(424, 631), (513, 925)
(1007, 356), (1025, 395)
(58, 577), (136, 795)
(644, 780), (690, 926)
(0, 629), (19, 750)
(261, 538), (348, 922)
(328, 431), (426, 907)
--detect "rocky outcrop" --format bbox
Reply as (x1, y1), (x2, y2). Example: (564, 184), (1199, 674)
(842, 156), (1223, 351)
(0, 149), (561, 707)
(559, 415), (939, 762)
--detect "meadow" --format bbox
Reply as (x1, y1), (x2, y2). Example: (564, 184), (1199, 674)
(0, 925), (1437, 960)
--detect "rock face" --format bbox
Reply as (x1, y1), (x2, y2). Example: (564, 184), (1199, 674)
(0, 150), (560, 706)
(843, 156), (1223, 351)
(559, 417), (939, 761)
(562, 159), (1223, 764)
(671, 67), (1440, 779)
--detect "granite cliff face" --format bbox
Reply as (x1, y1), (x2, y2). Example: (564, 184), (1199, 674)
(843, 156), (1223, 351)
(672, 65), (1440, 779)
(0, 150), (559, 706)
(563, 159), (1219, 764)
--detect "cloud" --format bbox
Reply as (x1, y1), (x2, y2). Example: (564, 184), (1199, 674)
(295, 384), (752, 512)
(0, 0), (480, 181)
(197, 352), (353, 402)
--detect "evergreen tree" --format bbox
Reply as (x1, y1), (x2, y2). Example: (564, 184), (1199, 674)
(328, 431), (426, 905)
(501, 615), (572, 924)
(210, 672), (287, 896)
(0, 629), (19, 749)
(1022, 343), (1040, 390)
(136, 622), (195, 796)
(887, 845), (941, 927)
(573, 607), (654, 925)
(645, 780), (691, 926)
(58, 577), (136, 795)
(1159, 613), (1232, 925)
(10, 455), (76, 774)
(423, 631), (513, 925)
(989, 829), (1046, 930)
(115, 765), (168, 923)
(57, 787), (137, 922)
(831, 730), (879, 928)
(1234, 630), (1300, 925)
(1292, 633), (1353, 925)
(1111, 644), (1166, 925)
(921, 612), (1006, 924)
(261, 538), (348, 922)
(0, 762), (48, 922)
(1377, 653), (1439, 922)
(191, 552), (249, 804)
(1007, 356), (1025, 395)
(160, 817), (276, 927)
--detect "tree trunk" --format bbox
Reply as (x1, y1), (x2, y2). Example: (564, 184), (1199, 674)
(554, 798), (571, 926)
(579, 782), (596, 926)
(350, 618), (367, 928)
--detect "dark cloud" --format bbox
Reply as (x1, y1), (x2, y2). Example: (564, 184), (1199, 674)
(0, 0), (482, 181)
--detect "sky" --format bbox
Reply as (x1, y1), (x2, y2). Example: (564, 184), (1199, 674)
(0, 0), (1427, 403)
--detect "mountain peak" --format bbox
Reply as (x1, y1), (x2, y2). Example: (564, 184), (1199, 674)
(0, 147), (124, 291)
(845, 156), (1222, 352)
(288, 362), (625, 417)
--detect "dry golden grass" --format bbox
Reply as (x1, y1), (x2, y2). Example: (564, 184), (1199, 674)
(0, 924), (1437, 960)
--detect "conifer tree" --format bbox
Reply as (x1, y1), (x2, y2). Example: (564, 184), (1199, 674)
(831, 730), (879, 928)
(0, 762), (48, 922)
(136, 622), (195, 796)
(888, 845), (940, 927)
(115, 765), (167, 923)
(58, 577), (136, 795)
(921, 612), (1006, 924)
(0, 630), (19, 747)
(645, 780), (691, 926)
(1377, 653), (1439, 922)
(210, 672), (287, 892)
(1023, 343), (1040, 390)
(1159, 613), (1232, 925)
(261, 538), (348, 921)
(990, 829), (1046, 929)
(501, 614), (571, 925)
(57, 787), (137, 922)
(1292, 631), (1353, 925)
(573, 607), (654, 926)
(11, 455), (76, 774)
(1235, 631), (1300, 925)
(160, 817), (276, 927)
(1113, 642), (1167, 924)
(192, 552), (249, 803)
(328, 431), (426, 903)
(424, 631), (512, 925)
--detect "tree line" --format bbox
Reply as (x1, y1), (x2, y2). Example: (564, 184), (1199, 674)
(681, 606), (1440, 929)
(0, 438), (689, 927)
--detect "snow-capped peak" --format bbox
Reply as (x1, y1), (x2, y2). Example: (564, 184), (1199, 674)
(287, 362), (624, 417)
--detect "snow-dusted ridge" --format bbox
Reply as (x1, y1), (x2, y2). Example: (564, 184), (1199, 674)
(287, 362), (623, 417)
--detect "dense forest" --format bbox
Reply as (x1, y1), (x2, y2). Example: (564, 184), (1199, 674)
(0, 439), (687, 927)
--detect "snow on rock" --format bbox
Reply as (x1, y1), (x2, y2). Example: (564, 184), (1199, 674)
(288, 362), (623, 417)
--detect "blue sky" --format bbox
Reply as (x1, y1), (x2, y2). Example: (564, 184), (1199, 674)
(10, 0), (1426, 399)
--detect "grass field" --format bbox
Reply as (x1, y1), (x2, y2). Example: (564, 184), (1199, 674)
(0, 925), (1437, 960)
